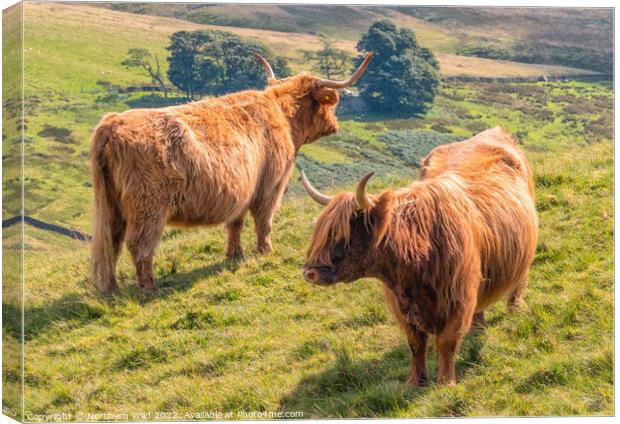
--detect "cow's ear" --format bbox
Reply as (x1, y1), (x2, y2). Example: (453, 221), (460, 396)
(369, 191), (394, 246)
(312, 87), (339, 106)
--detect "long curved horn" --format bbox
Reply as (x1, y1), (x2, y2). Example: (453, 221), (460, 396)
(318, 53), (373, 89)
(299, 170), (332, 206)
(355, 172), (374, 210)
(254, 52), (277, 83)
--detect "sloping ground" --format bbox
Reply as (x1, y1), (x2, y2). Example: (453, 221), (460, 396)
(25, 3), (595, 81)
(98, 3), (613, 69)
(394, 7), (613, 53)
(97, 3), (445, 44)
(3, 138), (613, 417)
(436, 54), (595, 78)
(97, 3), (613, 52)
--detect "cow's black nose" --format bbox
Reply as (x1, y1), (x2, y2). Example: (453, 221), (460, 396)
(304, 268), (318, 283)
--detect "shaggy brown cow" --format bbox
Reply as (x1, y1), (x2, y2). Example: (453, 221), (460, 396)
(300, 127), (538, 386)
(90, 53), (373, 294)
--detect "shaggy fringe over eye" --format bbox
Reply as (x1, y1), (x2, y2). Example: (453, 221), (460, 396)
(306, 191), (393, 266)
(308, 191), (386, 265)
(307, 193), (358, 265)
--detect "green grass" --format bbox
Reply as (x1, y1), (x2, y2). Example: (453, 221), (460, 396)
(2, 2), (613, 419)
(5, 139), (613, 417)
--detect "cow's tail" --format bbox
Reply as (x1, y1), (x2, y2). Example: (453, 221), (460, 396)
(89, 113), (123, 294)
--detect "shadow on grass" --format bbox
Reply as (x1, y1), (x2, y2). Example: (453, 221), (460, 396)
(280, 331), (486, 418)
(3, 292), (107, 341)
(157, 257), (242, 293)
(1, 258), (242, 340)
(108, 257), (243, 305)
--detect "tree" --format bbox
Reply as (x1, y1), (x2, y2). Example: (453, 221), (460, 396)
(167, 31), (222, 100)
(302, 38), (352, 79)
(201, 35), (291, 95)
(122, 48), (169, 98)
(354, 20), (440, 116)
(167, 30), (291, 99)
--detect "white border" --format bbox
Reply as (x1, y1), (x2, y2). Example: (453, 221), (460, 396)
(0, 1), (616, 424)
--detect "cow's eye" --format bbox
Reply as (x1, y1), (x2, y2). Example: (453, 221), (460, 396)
(330, 241), (346, 263)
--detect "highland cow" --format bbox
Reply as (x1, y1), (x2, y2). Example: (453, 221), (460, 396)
(90, 53), (373, 294)
(301, 127), (538, 386)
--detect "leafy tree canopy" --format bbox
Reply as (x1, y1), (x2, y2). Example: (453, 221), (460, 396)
(167, 30), (291, 99)
(354, 20), (440, 116)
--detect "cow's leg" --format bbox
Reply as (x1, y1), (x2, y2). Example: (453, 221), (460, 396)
(125, 214), (166, 295)
(405, 326), (429, 386)
(94, 205), (126, 294)
(436, 292), (477, 385)
(380, 284), (429, 386)
(435, 320), (468, 386)
(225, 212), (247, 259)
(250, 193), (283, 255)
(469, 311), (485, 333)
(507, 272), (529, 313)
(108, 216), (127, 290)
(250, 166), (293, 254)
(252, 207), (273, 254)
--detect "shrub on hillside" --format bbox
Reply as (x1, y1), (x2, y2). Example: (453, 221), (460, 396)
(384, 118), (424, 130)
(294, 130), (455, 192)
(379, 130), (456, 167)
(456, 44), (509, 60)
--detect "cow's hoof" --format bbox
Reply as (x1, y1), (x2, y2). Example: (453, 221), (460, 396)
(225, 245), (244, 259)
(226, 251), (244, 261)
(507, 299), (528, 314)
(140, 285), (160, 296)
(93, 276), (118, 296)
(405, 374), (428, 387)
(437, 378), (457, 387)
(256, 244), (272, 254)
(97, 284), (118, 296)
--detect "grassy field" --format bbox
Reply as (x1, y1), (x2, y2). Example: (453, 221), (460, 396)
(2, 2), (614, 420)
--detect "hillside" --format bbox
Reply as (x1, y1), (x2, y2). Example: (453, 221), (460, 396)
(2, 2), (614, 419)
(99, 3), (613, 73)
(24, 3), (596, 79)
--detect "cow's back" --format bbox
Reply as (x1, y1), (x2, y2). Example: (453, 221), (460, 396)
(94, 94), (294, 226)
(422, 127), (531, 189)
(421, 127), (538, 309)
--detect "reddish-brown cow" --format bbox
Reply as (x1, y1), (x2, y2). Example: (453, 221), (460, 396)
(90, 53), (373, 294)
(301, 127), (538, 386)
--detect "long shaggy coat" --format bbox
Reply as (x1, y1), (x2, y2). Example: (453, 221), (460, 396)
(91, 76), (341, 294)
(304, 127), (538, 385)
